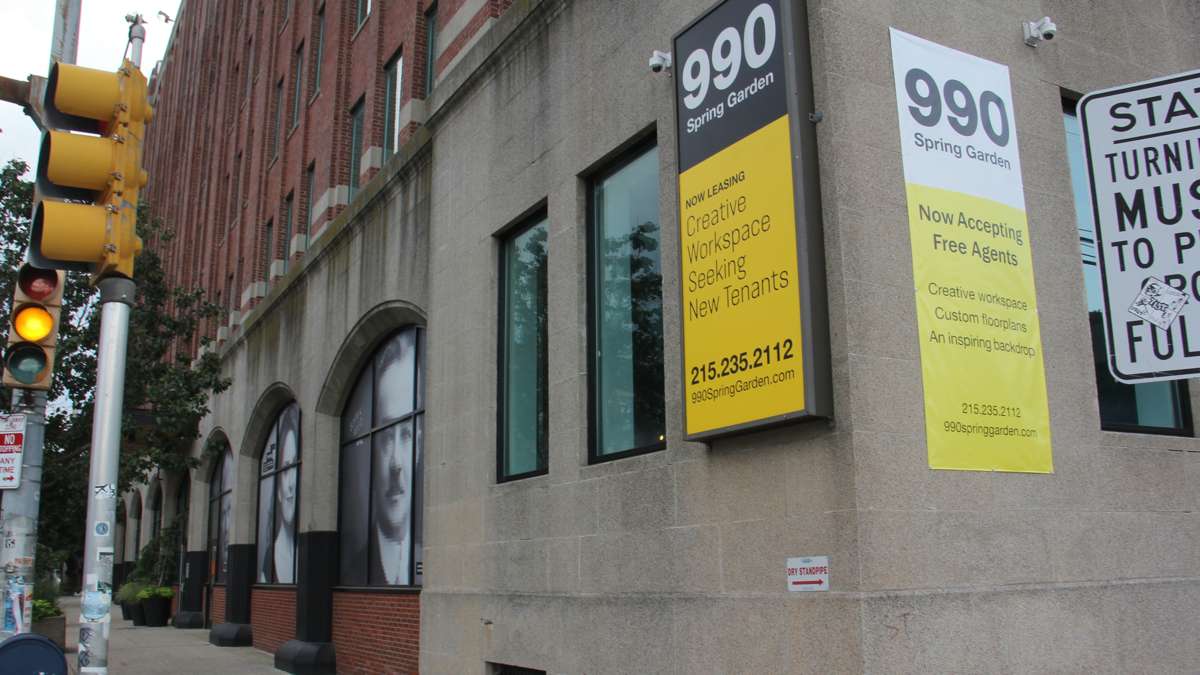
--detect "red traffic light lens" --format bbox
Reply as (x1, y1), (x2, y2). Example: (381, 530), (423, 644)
(17, 266), (58, 302)
(5, 343), (48, 385)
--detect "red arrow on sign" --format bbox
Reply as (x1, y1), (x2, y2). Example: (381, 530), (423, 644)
(791, 579), (823, 586)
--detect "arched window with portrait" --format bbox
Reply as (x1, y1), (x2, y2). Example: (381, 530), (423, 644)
(208, 444), (233, 581)
(256, 402), (301, 584)
(338, 326), (424, 586)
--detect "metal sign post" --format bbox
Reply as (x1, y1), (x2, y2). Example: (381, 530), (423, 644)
(77, 277), (135, 674)
(0, 402), (43, 639)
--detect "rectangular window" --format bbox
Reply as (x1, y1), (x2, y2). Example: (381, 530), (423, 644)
(588, 142), (665, 460)
(291, 44), (304, 129)
(424, 3), (437, 96)
(356, 0), (371, 28)
(271, 79), (283, 157)
(263, 219), (273, 281)
(384, 51), (404, 157)
(1063, 103), (1192, 434)
(499, 215), (549, 480)
(313, 9), (325, 93)
(305, 163), (316, 235)
(349, 100), (364, 197)
(282, 194), (294, 273)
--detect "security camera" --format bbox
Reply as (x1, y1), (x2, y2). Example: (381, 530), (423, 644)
(649, 50), (672, 74)
(1023, 17), (1057, 46)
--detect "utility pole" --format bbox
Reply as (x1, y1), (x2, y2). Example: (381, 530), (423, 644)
(0, 0), (81, 643)
(0, 391), (47, 639)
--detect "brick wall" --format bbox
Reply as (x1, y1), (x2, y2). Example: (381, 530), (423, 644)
(211, 585), (226, 626)
(331, 591), (420, 674)
(251, 587), (297, 654)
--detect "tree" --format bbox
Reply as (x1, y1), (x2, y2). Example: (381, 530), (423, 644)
(0, 159), (229, 589)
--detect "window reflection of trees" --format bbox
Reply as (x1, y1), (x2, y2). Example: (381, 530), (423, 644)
(505, 222), (548, 474)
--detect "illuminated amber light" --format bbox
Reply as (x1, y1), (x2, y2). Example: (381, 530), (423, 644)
(13, 306), (53, 342)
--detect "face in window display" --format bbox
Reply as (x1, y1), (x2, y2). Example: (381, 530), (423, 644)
(274, 406), (299, 583)
(370, 336), (414, 585)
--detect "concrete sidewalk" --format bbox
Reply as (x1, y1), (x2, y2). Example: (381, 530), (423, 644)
(60, 596), (280, 674)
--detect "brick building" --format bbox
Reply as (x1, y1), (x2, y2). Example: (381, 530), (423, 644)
(122, 0), (1200, 673)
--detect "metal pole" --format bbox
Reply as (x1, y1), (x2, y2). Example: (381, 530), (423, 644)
(0, 389), (48, 639)
(50, 0), (82, 67)
(78, 277), (135, 675)
(127, 15), (146, 69)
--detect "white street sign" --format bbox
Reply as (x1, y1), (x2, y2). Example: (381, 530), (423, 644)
(1078, 70), (1200, 382)
(0, 414), (27, 489)
(786, 555), (829, 592)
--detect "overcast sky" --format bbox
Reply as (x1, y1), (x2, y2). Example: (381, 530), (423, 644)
(0, 0), (180, 172)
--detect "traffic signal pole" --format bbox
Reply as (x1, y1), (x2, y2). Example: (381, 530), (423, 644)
(0, 389), (48, 639)
(77, 277), (134, 674)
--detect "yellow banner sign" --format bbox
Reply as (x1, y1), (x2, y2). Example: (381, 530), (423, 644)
(679, 115), (805, 435)
(891, 29), (1053, 472)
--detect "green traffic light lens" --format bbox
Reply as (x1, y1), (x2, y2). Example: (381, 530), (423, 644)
(5, 343), (48, 385)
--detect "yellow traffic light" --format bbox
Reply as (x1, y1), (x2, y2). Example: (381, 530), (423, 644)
(13, 306), (53, 342)
(31, 60), (152, 282)
(3, 265), (64, 390)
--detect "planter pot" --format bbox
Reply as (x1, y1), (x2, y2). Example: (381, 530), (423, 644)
(120, 602), (132, 621)
(143, 596), (171, 627)
(31, 615), (66, 650)
(130, 600), (147, 626)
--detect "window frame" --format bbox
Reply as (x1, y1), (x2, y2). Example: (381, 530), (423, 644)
(291, 43), (304, 130)
(383, 50), (404, 158)
(271, 78), (284, 158)
(282, 192), (294, 273)
(336, 326), (426, 588)
(1062, 96), (1193, 437)
(207, 445), (233, 583)
(312, 8), (325, 95)
(349, 98), (365, 197)
(424, 3), (438, 97)
(356, 0), (372, 29)
(585, 136), (666, 464)
(496, 212), (550, 482)
(254, 403), (302, 586)
(263, 219), (273, 281)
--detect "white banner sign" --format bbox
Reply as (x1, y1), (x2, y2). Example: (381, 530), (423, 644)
(1078, 70), (1200, 382)
(0, 414), (26, 489)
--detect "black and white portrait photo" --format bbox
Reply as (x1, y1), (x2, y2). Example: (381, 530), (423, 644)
(339, 327), (424, 586)
(258, 403), (300, 584)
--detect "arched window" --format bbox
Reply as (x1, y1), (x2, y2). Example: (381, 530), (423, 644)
(256, 402), (301, 584)
(208, 444), (234, 582)
(338, 326), (424, 586)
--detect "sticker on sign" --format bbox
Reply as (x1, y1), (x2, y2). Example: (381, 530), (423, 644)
(1129, 277), (1187, 332)
(1077, 69), (1200, 382)
(786, 555), (829, 592)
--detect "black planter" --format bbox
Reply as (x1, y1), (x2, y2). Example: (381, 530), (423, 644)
(143, 596), (171, 627)
(120, 602), (132, 621)
(130, 601), (147, 626)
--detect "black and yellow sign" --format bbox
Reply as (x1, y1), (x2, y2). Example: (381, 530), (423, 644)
(675, 0), (830, 439)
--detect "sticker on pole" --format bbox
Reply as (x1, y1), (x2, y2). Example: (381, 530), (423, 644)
(786, 555), (828, 592)
(0, 414), (27, 489)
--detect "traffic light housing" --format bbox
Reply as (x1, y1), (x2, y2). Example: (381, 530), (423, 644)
(30, 59), (152, 281)
(3, 265), (64, 391)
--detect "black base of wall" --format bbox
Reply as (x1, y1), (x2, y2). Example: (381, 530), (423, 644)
(275, 639), (336, 675)
(208, 622), (253, 646)
(173, 610), (204, 629)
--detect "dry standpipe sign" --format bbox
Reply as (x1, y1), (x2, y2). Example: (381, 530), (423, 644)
(890, 30), (1053, 473)
(1077, 70), (1200, 382)
(675, 0), (830, 439)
